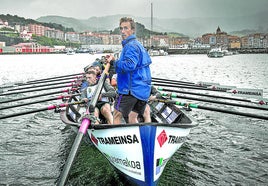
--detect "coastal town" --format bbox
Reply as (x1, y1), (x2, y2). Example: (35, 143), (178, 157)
(1, 1), (268, 185)
(0, 17), (268, 54)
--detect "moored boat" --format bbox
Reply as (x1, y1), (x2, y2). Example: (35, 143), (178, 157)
(60, 93), (197, 185)
(149, 49), (168, 56)
(66, 50), (75, 55)
(207, 48), (224, 58)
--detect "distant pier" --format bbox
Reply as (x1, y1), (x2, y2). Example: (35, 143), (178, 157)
(166, 48), (268, 55)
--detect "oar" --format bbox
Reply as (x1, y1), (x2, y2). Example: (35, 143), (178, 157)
(161, 92), (268, 111)
(0, 88), (77, 104)
(152, 79), (195, 86)
(14, 76), (83, 87)
(26, 73), (83, 83)
(152, 78), (264, 98)
(152, 77), (196, 85)
(156, 99), (268, 120)
(151, 77), (224, 88)
(158, 87), (267, 106)
(6, 79), (80, 92)
(0, 101), (84, 120)
(0, 94), (80, 111)
(0, 74), (83, 90)
(0, 83), (80, 96)
(57, 62), (111, 186)
(152, 83), (225, 92)
(153, 83), (265, 99)
(152, 77), (234, 89)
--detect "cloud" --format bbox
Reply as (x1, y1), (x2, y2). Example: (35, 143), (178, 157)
(0, 0), (268, 20)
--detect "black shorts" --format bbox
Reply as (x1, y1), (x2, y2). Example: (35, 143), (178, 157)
(87, 101), (109, 111)
(96, 101), (109, 111)
(114, 94), (147, 120)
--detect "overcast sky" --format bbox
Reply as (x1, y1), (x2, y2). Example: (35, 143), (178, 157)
(1, 0), (268, 20)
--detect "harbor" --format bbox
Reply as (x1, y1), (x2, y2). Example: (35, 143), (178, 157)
(0, 53), (267, 185)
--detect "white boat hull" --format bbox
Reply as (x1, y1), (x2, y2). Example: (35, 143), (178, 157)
(61, 94), (197, 185)
(87, 124), (191, 185)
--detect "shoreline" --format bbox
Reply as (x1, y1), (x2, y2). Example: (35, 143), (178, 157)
(0, 48), (268, 55)
(167, 48), (268, 54)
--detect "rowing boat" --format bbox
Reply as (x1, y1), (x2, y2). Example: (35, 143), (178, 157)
(60, 93), (197, 185)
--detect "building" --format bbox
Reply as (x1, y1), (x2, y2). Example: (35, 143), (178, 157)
(241, 33), (268, 48)
(20, 30), (33, 40)
(228, 35), (241, 49)
(45, 28), (64, 40)
(151, 35), (169, 47)
(201, 26), (241, 49)
(65, 32), (80, 43)
(13, 42), (53, 53)
(215, 26), (228, 47)
(168, 36), (190, 48)
(28, 24), (46, 36)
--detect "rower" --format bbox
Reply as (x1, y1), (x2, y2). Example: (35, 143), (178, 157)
(80, 71), (116, 124)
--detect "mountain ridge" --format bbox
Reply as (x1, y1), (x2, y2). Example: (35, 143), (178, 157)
(36, 11), (268, 37)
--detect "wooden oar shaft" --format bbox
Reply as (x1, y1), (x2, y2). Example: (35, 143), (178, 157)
(165, 93), (268, 111)
(153, 83), (225, 92)
(0, 94), (79, 110)
(0, 101), (84, 120)
(7, 80), (78, 92)
(26, 73), (83, 83)
(57, 118), (90, 186)
(197, 104), (268, 120)
(152, 77), (195, 85)
(0, 107), (48, 120)
(159, 99), (268, 120)
(0, 89), (74, 104)
(152, 79), (195, 86)
(20, 76), (83, 86)
(158, 87), (252, 102)
(0, 84), (80, 96)
(0, 97), (60, 111)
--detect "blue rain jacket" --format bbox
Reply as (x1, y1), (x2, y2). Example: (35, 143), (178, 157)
(114, 34), (152, 101)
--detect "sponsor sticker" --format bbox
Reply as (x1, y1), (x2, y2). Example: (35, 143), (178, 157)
(157, 130), (168, 147)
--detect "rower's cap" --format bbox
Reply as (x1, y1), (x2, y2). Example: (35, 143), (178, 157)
(91, 61), (102, 69)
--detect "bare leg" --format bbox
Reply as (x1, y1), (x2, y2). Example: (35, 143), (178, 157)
(113, 109), (123, 124)
(94, 108), (100, 124)
(100, 103), (113, 124)
(128, 111), (139, 124)
(143, 104), (151, 123)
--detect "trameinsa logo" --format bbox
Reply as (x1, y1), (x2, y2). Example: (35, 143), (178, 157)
(90, 134), (140, 146)
(97, 134), (139, 144)
(157, 130), (167, 147)
(168, 135), (186, 144)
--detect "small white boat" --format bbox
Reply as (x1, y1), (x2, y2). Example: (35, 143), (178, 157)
(149, 49), (168, 56)
(207, 48), (224, 58)
(66, 50), (75, 55)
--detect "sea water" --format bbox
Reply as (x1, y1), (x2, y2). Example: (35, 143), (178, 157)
(0, 53), (267, 185)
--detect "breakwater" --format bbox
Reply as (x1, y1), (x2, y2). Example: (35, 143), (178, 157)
(167, 48), (268, 54)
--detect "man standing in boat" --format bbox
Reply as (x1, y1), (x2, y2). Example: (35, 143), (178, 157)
(106, 17), (152, 124)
